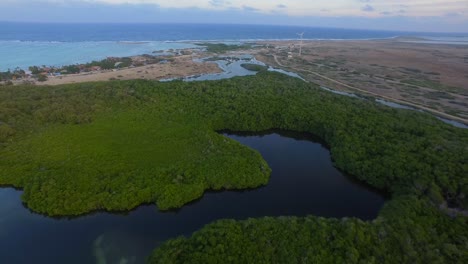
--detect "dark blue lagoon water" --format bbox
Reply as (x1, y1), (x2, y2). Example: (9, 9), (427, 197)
(0, 131), (385, 264)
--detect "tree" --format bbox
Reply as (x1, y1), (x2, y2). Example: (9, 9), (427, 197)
(37, 74), (48, 82)
(29, 66), (40, 74)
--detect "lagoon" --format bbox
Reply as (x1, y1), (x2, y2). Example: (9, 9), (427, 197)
(0, 130), (385, 264)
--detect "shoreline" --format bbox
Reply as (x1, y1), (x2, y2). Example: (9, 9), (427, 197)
(2, 36), (468, 71)
(2, 36), (467, 71)
(2, 39), (467, 126)
(35, 54), (223, 85)
(2, 34), (468, 43)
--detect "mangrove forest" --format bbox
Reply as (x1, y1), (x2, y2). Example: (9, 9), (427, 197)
(0, 72), (466, 263)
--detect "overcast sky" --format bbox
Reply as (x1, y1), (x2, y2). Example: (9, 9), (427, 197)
(1, 0), (467, 32)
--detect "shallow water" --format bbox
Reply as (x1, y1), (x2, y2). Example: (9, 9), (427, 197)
(375, 99), (417, 110)
(375, 99), (468, 129)
(4, 22), (449, 71)
(185, 55), (259, 81)
(267, 67), (306, 81)
(160, 55), (304, 82)
(0, 130), (385, 264)
(321, 86), (359, 98)
(435, 117), (468, 129)
(319, 87), (468, 129)
(0, 41), (198, 71)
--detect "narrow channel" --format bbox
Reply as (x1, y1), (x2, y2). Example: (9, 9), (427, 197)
(0, 130), (385, 264)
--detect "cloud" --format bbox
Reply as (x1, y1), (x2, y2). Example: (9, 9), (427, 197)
(209, 0), (229, 7)
(3, 1), (468, 19)
(361, 4), (374, 12)
(242, 5), (259, 12)
(445, 12), (461, 17)
(1, 0), (467, 33)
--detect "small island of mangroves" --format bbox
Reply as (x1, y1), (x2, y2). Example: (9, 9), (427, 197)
(0, 72), (467, 263)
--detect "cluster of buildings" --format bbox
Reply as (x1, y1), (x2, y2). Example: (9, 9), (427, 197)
(1, 49), (199, 84)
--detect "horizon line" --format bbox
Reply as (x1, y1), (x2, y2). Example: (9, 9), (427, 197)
(1, 21), (467, 35)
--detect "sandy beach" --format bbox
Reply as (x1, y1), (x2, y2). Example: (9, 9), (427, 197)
(37, 54), (221, 85)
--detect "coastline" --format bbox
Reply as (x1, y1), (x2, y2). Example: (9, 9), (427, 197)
(1, 22), (467, 264)
(36, 54), (222, 85)
(1, 36), (467, 72)
(2, 38), (467, 126)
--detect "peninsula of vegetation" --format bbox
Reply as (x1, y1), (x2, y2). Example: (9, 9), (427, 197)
(2, 39), (466, 125)
(0, 71), (466, 262)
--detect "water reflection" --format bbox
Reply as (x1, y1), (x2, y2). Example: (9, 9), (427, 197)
(0, 130), (385, 264)
(160, 55), (304, 82)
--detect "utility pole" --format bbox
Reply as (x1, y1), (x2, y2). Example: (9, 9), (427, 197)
(297, 32), (304, 56)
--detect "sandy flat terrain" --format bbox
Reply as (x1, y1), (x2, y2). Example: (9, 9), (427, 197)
(38, 55), (221, 86)
(255, 40), (468, 120)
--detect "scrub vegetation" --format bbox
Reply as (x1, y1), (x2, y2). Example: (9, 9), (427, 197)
(150, 199), (467, 263)
(198, 43), (253, 53)
(0, 72), (467, 262)
(240, 63), (268, 72)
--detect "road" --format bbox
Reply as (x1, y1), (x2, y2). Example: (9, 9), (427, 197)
(271, 54), (468, 126)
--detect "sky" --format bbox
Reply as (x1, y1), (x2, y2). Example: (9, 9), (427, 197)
(0, 0), (467, 32)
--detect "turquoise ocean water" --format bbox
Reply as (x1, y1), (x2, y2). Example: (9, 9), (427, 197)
(0, 40), (196, 71)
(1, 22), (467, 71)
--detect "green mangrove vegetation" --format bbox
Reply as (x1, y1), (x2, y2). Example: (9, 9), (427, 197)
(197, 43), (253, 53)
(0, 72), (467, 262)
(0, 67), (26, 83)
(240, 63), (268, 72)
(150, 196), (468, 263)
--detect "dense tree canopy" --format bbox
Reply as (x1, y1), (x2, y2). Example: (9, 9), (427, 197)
(150, 195), (468, 263)
(0, 72), (466, 262)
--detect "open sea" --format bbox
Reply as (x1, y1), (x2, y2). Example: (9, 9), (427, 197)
(1, 22), (467, 71)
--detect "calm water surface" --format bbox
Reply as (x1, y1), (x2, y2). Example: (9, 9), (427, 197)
(161, 55), (302, 82)
(0, 131), (385, 264)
